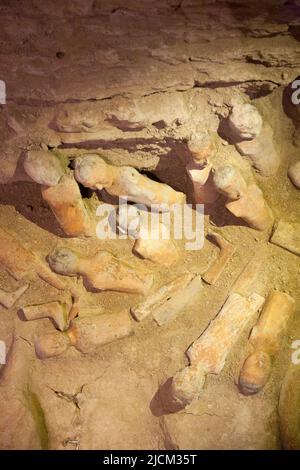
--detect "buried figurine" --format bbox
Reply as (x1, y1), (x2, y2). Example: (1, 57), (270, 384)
(227, 103), (263, 141)
(0, 225), (65, 291)
(116, 204), (179, 267)
(186, 134), (219, 207)
(223, 103), (280, 176)
(238, 290), (296, 395)
(23, 149), (66, 187)
(154, 292), (264, 412)
(23, 150), (96, 238)
(41, 172), (96, 238)
(48, 246), (153, 295)
(213, 165), (274, 231)
(34, 309), (133, 358)
(74, 154), (186, 209)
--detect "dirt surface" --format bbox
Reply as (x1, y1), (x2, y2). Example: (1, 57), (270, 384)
(0, 123), (299, 449)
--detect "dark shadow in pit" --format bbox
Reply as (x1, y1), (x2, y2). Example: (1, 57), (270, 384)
(105, 115), (145, 132)
(289, 24), (300, 42)
(150, 377), (185, 417)
(217, 118), (243, 145)
(60, 136), (219, 215)
(0, 181), (67, 238)
(282, 76), (300, 125)
(0, 137), (245, 239)
(209, 198), (250, 229)
(227, 0), (300, 27)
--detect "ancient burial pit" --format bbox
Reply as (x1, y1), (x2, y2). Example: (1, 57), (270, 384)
(0, 0), (300, 451)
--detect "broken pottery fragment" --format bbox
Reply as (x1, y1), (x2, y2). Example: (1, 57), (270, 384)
(34, 310), (133, 358)
(0, 226), (65, 290)
(74, 155), (185, 208)
(153, 275), (203, 326)
(131, 273), (194, 321)
(279, 365), (300, 450)
(235, 124), (280, 176)
(0, 284), (29, 309)
(202, 232), (235, 285)
(117, 205), (179, 267)
(23, 150), (65, 187)
(228, 103), (263, 141)
(270, 220), (300, 256)
(213, 165), (274, 231)
(35, 331), (70, 359)
(68, 310), (133, 354)
(230, 249), (265, 297)
(170, 363), (206, 409)
(41, 172), (95, 237)
(239, 291), (295, 395)
(288, 161), (300, 188)
(48, 246), (153, 295)
(21, 301), (69, 331)
(170, 293), (264, 408)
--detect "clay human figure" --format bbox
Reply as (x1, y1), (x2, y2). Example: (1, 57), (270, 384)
(213, 165), (274, 231)
(167, 292), (264, 409)
(23, 150), (95, 238)
(238, 290), (295, 395)
(227, 103), (263, 141)
(186, 134), (219, 206)
(116, 204), (179, 267)
(41, 172), (96, 237)
(23, 150), (65, 187)
(48, 246), (153, 295)
(0, 226), (65, 290)
(74, 154), (186, 209)
(35, 310), (134, 358)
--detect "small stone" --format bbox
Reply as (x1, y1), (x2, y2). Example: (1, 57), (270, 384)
(288, 161), (300, 188)
(228, 103), (263, 140)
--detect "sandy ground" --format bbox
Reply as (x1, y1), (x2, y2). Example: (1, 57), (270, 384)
(0, 1), (299, 447)
(0, 117), (299, 449)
